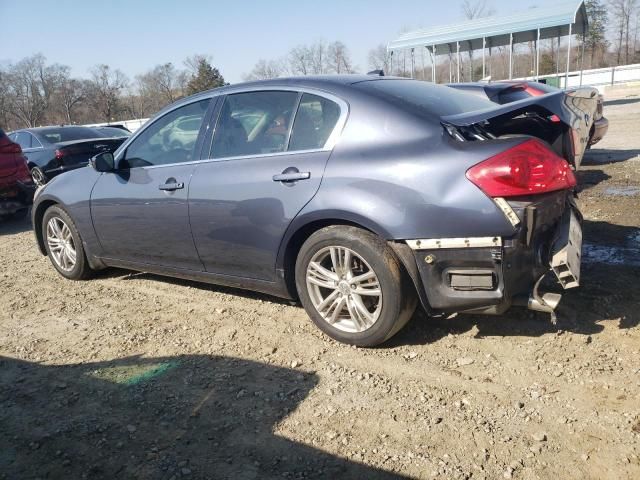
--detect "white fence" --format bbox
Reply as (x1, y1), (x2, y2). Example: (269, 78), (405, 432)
(515, 63), (640, 93)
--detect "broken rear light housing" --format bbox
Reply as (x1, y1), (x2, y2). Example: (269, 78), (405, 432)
(466, 138), (576, 197)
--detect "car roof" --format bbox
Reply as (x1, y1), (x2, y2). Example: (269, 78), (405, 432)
(190, 74), (412, 99)
(17, 125), (98, 133)
(164, 74), (414, 114)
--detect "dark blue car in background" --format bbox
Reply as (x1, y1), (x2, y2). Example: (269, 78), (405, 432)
(31, 75), (595, 346)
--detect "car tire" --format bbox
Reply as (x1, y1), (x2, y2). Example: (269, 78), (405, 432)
(42, 205), (93, 280)
(31, 166), (47, 187)
(295, 225), (417, 347)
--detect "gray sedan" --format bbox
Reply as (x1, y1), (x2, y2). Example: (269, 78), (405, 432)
(31, 75), (592, 346)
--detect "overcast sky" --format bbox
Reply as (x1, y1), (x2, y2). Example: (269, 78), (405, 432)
(0, 0), (563, 83)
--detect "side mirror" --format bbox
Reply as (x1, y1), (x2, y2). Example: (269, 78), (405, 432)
(90, 152), (115, 172)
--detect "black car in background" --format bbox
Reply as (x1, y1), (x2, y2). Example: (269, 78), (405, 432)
(448, 81), (609, 148)
(8, 126), (129, 186)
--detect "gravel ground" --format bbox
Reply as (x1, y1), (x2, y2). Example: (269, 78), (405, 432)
(1, 89), (639, 480)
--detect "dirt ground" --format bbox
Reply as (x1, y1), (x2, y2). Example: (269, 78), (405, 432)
(1, 88), (639, 480)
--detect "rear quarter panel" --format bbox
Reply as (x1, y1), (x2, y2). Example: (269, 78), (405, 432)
(292, 92), (516, 242)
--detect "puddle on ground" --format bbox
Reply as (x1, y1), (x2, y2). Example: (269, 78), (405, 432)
(87, 360), (180, 385)
(604, 186), (640, 197)
(583, 230), (640, 266)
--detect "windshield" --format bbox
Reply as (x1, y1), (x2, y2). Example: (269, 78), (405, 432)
(355, 79), (495, 117)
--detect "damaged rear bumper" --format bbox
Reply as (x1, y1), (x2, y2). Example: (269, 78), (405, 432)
(402, 191), (581, 316)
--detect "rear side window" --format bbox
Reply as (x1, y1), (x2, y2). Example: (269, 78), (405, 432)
(211, 91), (299, 158)
(15, 132), (31, 149)
(356, 79), (494, 117)
(289, 94), (341, 151)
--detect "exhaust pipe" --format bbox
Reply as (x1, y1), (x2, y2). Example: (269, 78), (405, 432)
(513, 273), (562, 323)
(526, 292), (561, 313)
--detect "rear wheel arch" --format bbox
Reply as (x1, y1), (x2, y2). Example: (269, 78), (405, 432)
(293, 224), (418, 346)
(279, 215), (391, 300)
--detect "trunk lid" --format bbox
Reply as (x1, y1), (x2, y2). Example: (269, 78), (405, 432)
(55, 137), (126, 167)
(441, 88), (598, 170)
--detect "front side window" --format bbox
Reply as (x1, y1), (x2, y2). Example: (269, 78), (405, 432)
(123, 99), (210, 168)
(289, 93), (341, 151)
(211, 91), (298, 159)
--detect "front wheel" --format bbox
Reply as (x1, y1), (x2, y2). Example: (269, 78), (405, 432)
(42, 205), (93, 280)
(295, 226), (416, 347)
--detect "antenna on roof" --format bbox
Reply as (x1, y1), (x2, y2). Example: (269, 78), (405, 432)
(367, 69), (385, 76)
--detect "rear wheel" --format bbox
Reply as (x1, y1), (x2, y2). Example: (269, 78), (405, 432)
(30, 166), (47, 187)
(42, 205), (93, 280)
(295, 226), (416, 347)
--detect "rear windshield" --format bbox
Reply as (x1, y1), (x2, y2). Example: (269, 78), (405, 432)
(355, 79), (495, 117)
(95, 127), (131, 137)
(36, 127), (106, 143)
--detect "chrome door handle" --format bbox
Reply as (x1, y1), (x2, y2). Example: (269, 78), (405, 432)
(272, 172), (310, 182)
(158, 182), (184, 191)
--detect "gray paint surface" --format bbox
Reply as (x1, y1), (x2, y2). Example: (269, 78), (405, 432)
(32, 75), (578, 303)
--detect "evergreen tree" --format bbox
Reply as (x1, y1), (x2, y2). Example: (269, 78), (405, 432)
(186, 59), (225, 95)
(584, 0), (609, 68)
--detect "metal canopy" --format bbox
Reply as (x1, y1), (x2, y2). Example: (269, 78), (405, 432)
(388, 1), (587, 54)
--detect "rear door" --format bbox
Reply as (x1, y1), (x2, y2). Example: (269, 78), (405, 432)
(91, 98), (213, 270)
(189, 90), (346, 281)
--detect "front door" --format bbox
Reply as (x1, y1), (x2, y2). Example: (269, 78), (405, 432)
(189, 91), (344, 281)
(91, 99), (211, 270)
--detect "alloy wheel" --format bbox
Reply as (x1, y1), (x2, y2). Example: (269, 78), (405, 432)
(305, 246), (382, 333)
(46, 217), (77, 272)
(31, 167), (46, 187)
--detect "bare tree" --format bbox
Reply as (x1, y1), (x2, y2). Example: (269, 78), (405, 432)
(88, 64), (128, 122)
(461, 0), (494, 80)
(0, 68), (11, 129)
(461, 0), (492, 20)
(137, 62), (186, 109)
(308, 41), (328, 74)
(288, 45), (312, 75)
(610, 0), (639, 64)
(54, 67), (88, 124)
(368, 44), (391, 73)
(4, 54), (65, 127)
(326, 41), (356, 73)
(243, 59), (287, 80)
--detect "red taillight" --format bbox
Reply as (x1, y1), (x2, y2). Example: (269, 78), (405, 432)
(0, 142), (22, 154)
(466, 139), (576, 198)
(55, 149), (64, 160)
